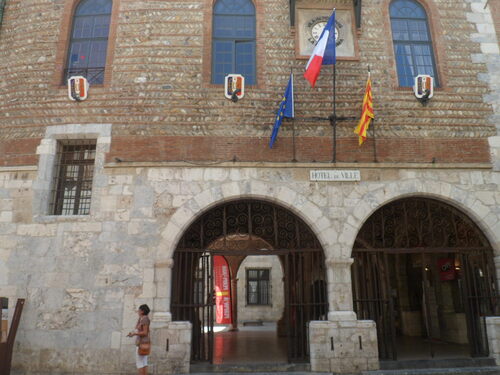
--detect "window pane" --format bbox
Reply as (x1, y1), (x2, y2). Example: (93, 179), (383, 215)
(235, 41), (255, 85)
(213, 15), (255, 39)
(212, 40), (234, 84)
(390, 0), (426, 19)
(391, 19), (409, 41)
(395, 43), (415, 87)
(93, 15), (111, 38)
(88, 40), (108, 67)
(76, 0), (112, 16)
(214, 0), (255, 16)
(68, 41), (91, 68)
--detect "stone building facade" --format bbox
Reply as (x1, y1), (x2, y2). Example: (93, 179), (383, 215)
(0, 0), (499, 374)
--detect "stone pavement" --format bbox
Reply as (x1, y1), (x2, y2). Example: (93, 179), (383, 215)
(179, 368), (500, 375)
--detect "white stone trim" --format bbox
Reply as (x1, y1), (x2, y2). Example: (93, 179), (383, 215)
(159, 182), (331, 261)
(339, 181), (500, 257)
(32, 124), (112, 219)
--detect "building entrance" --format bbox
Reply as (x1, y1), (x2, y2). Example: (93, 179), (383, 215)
(171, 200), (328, 364)
(352, 198), (498, 361)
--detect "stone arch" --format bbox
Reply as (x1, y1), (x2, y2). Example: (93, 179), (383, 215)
(159, 180), (335, 262)
(340, 179), (500, 258)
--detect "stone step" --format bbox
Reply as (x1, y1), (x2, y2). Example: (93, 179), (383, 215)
(187, 362), (313, 373)
(182, 373), (330, 375)
(363, 366), (500, 375)
(380, 357), (497, 370)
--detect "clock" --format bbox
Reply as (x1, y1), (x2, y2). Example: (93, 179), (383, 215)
(306, 16), (344, 46)
(297, 8), (357, 59)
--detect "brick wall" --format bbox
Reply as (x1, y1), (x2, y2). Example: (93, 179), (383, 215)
(0, 0), (496, 165)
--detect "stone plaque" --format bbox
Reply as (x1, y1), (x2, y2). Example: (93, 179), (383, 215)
(297, 7), (357, 59)
(310, 170), (361, 181)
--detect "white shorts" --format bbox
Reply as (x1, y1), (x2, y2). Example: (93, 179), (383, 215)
(136, 347), (148, 369)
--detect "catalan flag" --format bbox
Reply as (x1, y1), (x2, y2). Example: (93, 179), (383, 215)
(354, 74), (374, 145)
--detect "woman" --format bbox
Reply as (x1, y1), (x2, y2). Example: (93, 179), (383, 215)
(127, 304), (151, 375)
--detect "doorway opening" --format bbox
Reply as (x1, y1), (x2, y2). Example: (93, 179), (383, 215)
(171, 200), (328, 365)
(352, 197), (498, 361)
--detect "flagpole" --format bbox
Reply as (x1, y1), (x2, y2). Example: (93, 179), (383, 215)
(332, 9), (337, 163)
(368, 66), (377, 162)
(291, 68), (297, 162)
(332, 64), (337, 163)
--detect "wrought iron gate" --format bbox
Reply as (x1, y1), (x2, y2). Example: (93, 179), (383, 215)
(461, 251), (498, 357)
(352, 251), (396, 360)
(171, 250), (214, 362)
(352, 198), (498, 360)
(284, 249), (328, 361)
(171, 199), (328, 363)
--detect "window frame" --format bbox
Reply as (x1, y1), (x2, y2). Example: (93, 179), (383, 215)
(202, 0), (265, 88)
(64, 0), (112, 85)
(389, 0), (440, 88)
(51, 140), (97, 216)
(54, 0), (120, 88)
(246, 268), (271, 306)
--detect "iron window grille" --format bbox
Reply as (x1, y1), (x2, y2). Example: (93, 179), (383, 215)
(64, 0), (112, 85)
(246, 268), (271, 305)
(50, 140), (96, 216)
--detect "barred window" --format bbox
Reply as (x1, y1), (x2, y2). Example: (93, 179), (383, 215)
(246, 269), (270, 305)
(212, 0), (256, 85)
(390, 0), (438, 87)
(65, 0), (112, 85)
(51, 140), (96, 215)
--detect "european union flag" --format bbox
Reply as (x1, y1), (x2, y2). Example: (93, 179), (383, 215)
(270, 73), (294, 148)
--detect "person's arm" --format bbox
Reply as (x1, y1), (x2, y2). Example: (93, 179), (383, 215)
(135, 321), (149, 337)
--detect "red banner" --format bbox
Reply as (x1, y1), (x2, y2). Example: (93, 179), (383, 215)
(214, 256), (232, 324)
(438, 258), (456, 281)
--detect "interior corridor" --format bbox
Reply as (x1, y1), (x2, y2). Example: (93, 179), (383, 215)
(213, 322), (287, 364)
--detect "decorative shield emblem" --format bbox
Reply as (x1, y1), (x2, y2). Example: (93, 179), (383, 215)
(414, 74), (433, 99)
(68, 76), (89, 101)
(224, 74), (245, 101)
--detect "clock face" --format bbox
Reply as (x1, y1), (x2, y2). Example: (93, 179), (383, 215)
(307, 17), (343, 46)
(311, 21), (326, 42)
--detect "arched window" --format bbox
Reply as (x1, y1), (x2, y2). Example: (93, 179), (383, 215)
(212, 0), (256, 85)
(390, 0), (438, 87)
(66, 0), (112, 85)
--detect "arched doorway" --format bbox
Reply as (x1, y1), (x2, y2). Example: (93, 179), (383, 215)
(352, 197), (499, 361)
(171, 199), (328, 364)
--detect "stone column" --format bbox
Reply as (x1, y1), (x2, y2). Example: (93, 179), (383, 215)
(325, 257), (357, 321)
(152, 258), (174, 327)
(490, 137), (500, 172)
(494, 256), (500, 292)
(486, 317), (500, 365)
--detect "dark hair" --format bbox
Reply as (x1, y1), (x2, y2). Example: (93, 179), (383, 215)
(139, 304), (150, 315)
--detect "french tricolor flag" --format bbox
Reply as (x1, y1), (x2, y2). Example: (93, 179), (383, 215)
(304, 9), (336, 88)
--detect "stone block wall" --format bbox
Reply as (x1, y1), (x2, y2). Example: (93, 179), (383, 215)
(236, 255), (284, 323)
(149, 321), (192, 375)
(486, 317), (500, 365)
(309, 319), (378, 373)
(1, 158), (498, 373)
